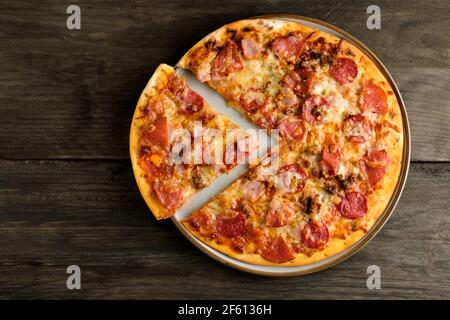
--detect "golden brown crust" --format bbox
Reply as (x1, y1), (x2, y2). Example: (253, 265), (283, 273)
(178, 19), (317, 70)
(130, 64), (174, 220)
(179, 19), (404, 266)
(183, 219), (366, 266)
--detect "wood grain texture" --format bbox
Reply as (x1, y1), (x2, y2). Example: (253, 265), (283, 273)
(0, 161), (449, 299)
(0, 0), (448, 160)
(0, 0), (449, 299)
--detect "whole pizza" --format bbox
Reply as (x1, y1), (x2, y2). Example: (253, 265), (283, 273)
(130, 18), (404, 266)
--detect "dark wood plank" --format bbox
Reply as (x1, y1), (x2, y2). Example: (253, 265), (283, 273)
(0, 0), (449, 301)
(0, 0), (449, 161)
(0, 160), (449, 299)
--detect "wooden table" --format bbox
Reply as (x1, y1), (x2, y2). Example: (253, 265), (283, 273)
(1, 0), (449, 299)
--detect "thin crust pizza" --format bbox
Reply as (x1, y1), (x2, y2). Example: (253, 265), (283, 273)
(130, 64), (255, 219)
(176, 19), (404, 266)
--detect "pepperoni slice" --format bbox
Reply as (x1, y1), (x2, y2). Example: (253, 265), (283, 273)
(276, 164), (307, 193)
(241, 38), (260, 59)
(181, 89), (204, 114)
(153, 178), (183, 213)
(140, 116), (169, 150)
(360, 149), (388, 187)
(243, 180), (265, 203)
(343, 114), (373, 143)
(301, 222), (329, 248)
(321, 142), (341, 177)
(366, 149), (388, 168)
(211, 42), (244, 80)
(239, 89), (266, 113)
(217, 212), (247, 238)
(271, 35), (306, 62)
(329, 57), (358, 85)
(360, 80), (388, 114)
(166, 73), (203, 115)
(339, 191), (368, 219)
(278, 117), (305, 141)
(361, 161), (387, 187)
(261, 235), (296, 263)
(282, 69), (315, 95)
(302, 95), (329, 124)
(265, 198), (297, 227)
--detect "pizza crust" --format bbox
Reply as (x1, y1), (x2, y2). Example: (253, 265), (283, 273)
(182, 219), (366, 266)
(129, 64), (175, 220)
(178, 18), (317, 71)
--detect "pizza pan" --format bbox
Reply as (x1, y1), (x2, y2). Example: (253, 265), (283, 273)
(169, 14), (411, 276)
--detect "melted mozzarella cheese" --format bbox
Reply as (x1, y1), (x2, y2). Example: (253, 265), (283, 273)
(311, 69), (360, 124)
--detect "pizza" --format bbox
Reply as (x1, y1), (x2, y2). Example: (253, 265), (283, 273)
(178, 18), (404, 265)
(131, 18), (404, 266)
(130, 64), (256, 219)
